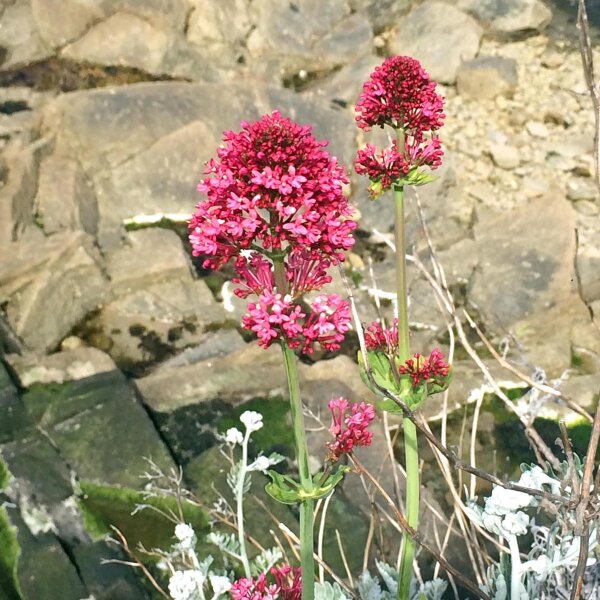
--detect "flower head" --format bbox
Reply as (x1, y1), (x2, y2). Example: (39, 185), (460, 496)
(398, 349), (450, 388)
(327, 398), (375, 462)
(168, 570), (204, 600)
(230, 573), (279, 600)
(355, 56), (445, 132)
(189, 111), (355, 269)
(224, 427), (244, 445)
(242, 291), (351, 354)
(364, 319), (399, 355)
(209, 575), (232, 597)
(240, 411), (264, 433)
(271, 565), (302, 600)
(174, 523), (196, 549)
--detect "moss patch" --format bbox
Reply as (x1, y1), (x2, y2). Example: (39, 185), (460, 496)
(217, 396), (294, 457)
(77, 481), (209, 550)
(0, 507), (22, 600)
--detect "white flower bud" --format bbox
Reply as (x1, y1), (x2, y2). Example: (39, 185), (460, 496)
(249, 455), (271, 473)
(209, 575), (232, 597)
(168, 570), (204, 600)
(224, 427), (243, 445)
(174, 523), (195, 549)
(240, 410), (263, 433)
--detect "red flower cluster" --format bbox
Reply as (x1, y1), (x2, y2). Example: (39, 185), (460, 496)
(354, 56), (445, 193)
(230, 573), (278, 600)
(327, 398), (375, 462)
(230, 566), (301, 600)
(243, 291), (350, 353)
(189, 112), (355, 354)
(398, 349), (450, 387)
(364, 319), (399, 355)
(271, 566), (302, 600)
(189, 111), (355, 269)
(355, 55), (444, 133)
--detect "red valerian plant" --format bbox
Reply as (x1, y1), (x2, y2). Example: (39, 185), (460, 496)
(399, 349), (451, 388)
(327, 398), (375, 462)
(189, 111), (354, 355)
(354, 55), (445, 196)
(230, 566), (302, 600)
(189, 111), (355, 269)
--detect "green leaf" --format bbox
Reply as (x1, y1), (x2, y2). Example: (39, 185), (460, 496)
(404, 169), (438, 187)
(426, 365), (453, 396)
(264, 470), (302, 505)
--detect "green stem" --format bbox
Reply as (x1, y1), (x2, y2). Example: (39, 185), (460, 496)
(394, 181), (419, 600)
(281, 341), (315, 600)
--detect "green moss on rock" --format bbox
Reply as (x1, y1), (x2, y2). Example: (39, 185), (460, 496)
(77, 481), (209, 549)
(0, 506), (22, 600)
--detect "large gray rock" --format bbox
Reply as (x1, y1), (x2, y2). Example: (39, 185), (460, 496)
(247, 0), (373, 81)
(61, 12), (170, 73)
(578, 249), (600, 303)
(5, 347), (117, 388)
(105, 228), (193, 295)
(40, 82), (356, 247)
(470, 195), (598, 375)
(0, 139), (45, 245)
(0, 0), (52, 69)
(349, 0), (411, 32)
(35, 154), (98, 235)
(389, 1), (482, 84)
(0, 230), (107, 351)
(456, 0), (553, 37)
(457, 56), (518, 100)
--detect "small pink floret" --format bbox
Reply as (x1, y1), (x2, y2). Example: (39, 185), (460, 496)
(327, 398), (375, 462)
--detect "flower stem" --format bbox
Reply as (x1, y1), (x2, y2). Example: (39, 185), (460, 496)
(236, 430), (252, 579)
(394, 182), (419, 600)
(281, 340), (315, 600)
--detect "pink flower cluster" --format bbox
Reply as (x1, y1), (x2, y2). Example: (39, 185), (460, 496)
(243, 291), (350, 353)
(364, 319), (399, 355)
(398, 349), (450, 388)
(327, 398), (375, 462)
(230, 566), (301, 600)
(355, 55), (444, 133)
(354, 56), (445, 193)
(189, 111), (355, 270)
(189, 112), (356, 354)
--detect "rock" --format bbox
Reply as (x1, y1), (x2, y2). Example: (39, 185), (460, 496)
(489, 143), (521, 169)
(0, 0), (52, 69)
(436, 238), (479, 285)
(456, 56), (518, 100)
(577, 249), (600, 303)
(3, 507), (88, 600)
(136, 343), (285, 412)
(62, 12), (170, 73)
(0, 362), (31, 444)
(0, 231), (107, 352)
(5, 347), (117, 388)
(105, 228), (192, 296)
(560, 374), (600, 413)
(160, 329), (247, 368)
(470, 195), (595, 375)
(303, 54), (381, 107)
(22, 371), (176, 488)
(30, 0), (103, 48)
(389, 2), (482, 85)
(96, 277), (226, 371)
(187, 0), (251, 50)
(526, 120), (550, 138)
(35, 154), (98, 235)
(567, 178), (598, 202)
(349, 0), (411, 32)
(574, 200), (599, 216)
(38, 83), (299, 246)
(0, 139), (45, 245)
(456, 0), (552, 37)
(247, 0), (373, 80)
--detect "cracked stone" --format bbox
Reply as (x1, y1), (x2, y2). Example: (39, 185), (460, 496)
(389, 2), (482, 84)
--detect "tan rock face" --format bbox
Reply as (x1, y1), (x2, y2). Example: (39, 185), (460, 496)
(470, 194), (596, 375)
(389, 2), (482, 84)
(0, 230), (107, 351)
